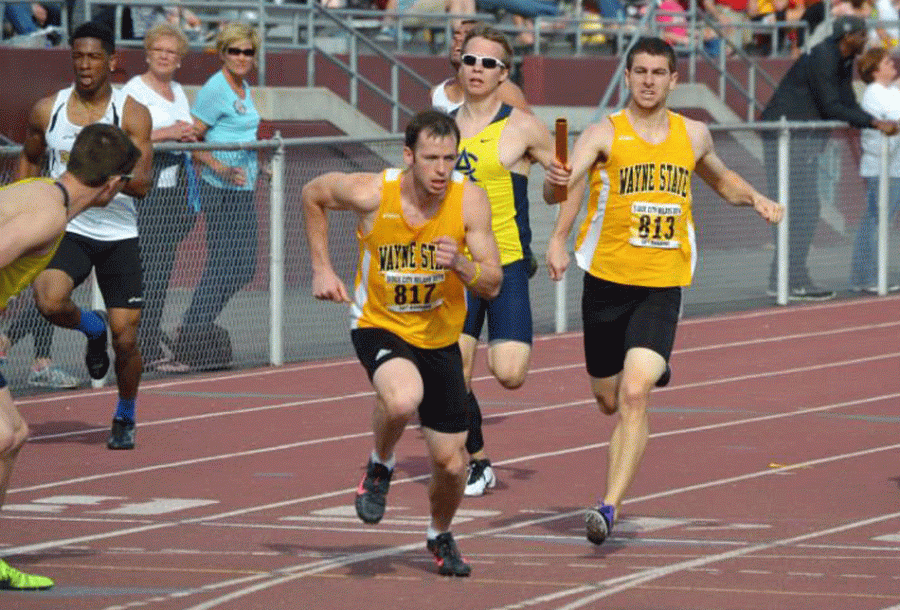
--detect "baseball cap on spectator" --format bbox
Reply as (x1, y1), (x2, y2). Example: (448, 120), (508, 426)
(833, 15), (866, 39)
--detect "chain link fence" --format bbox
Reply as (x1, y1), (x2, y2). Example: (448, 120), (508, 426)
(1, 124), (897, 393)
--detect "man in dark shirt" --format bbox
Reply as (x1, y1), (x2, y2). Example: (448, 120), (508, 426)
(760, 15), (898, 300)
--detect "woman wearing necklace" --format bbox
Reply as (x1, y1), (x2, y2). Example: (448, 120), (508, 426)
(176, 21), (261, 370)
(122, 22), (199, 372)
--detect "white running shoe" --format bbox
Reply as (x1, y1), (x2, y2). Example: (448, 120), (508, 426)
(464, 459), (497, 496)
(28, 365), (80, 389)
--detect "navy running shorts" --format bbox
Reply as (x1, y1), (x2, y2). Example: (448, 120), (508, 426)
(463, 257), (532, 344)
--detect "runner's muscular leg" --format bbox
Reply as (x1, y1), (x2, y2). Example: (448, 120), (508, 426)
(32, 269), (78, 328)
(108, 308), (142, 400)
(421, 427), (468, 531)
(371, 357), (424, 462)
(486, 339), (531, 389)
(602, 347), (666, 512)
(458, 333), (478, 389)
(0, 387), (28, 508)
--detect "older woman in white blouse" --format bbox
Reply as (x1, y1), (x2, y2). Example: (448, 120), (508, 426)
(123, 22), (199, 371)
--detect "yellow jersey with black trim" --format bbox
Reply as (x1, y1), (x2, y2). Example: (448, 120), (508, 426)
(575, 110), (697, 287)
(0, 178), (65, 309)
(351, 168), (468, 349)
(455, 104), (531, 265)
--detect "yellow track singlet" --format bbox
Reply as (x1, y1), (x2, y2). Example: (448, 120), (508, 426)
(0, 178), (65, 309)
(351, 168), (468, 349)
(456, 104), (531, 265)
(575, 110), (697, 287)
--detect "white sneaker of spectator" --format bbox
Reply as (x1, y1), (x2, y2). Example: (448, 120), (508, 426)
(28, 364), (80, 389)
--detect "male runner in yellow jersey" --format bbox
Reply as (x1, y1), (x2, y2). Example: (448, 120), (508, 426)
(302, 110), (501, 577)
(544, 37), (784, 545)
(0, 124), (140, 590)
(452, 24), (559, 496)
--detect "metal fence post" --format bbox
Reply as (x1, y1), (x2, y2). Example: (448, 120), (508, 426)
(257, 0), (267, 87)
(776, 118), (789, 305)
(877, 132), (889, 295)
(269, 133), (286, 366)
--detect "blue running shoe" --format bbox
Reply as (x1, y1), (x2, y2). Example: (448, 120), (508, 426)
(585, 503), (615, 545)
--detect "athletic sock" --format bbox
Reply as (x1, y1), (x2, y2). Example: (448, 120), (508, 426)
(114, 398), (136, 424)
(465, 391), (484, 456)
(371, 450), (395, 471)
(76, 310), (106, 340)
(427, 525), (447, 541)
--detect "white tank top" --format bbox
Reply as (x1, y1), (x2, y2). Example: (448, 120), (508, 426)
(431, 79), (462, 114)
(46, 86), (137, 241)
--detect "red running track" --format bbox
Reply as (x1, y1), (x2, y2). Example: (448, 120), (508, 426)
(3, 296), (900, 610)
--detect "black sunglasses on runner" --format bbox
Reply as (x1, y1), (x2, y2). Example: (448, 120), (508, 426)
(226, 47), (256, 57)
(461, 54), (505, 70)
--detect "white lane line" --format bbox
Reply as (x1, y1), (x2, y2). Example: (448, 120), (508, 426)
(11, 385), (900, 499)
(495, 510), (900, 610)
(23, 345), (900, 446)
(26, 438), (892, 610)
(13, 301), (899, 408)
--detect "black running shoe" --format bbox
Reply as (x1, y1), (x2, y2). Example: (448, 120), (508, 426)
(427, 532), (471, 577)
(354, 459), (392, 524)
(85, 310), (110, 380)
(655, 363), (672, 388)
(585, 503), (615, 545)
(107, 418), (136, 450)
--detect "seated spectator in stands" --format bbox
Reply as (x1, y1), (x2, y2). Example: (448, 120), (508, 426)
(803, 0), (873, 49)
(4, 4), (37, 36)
(697, 0), (750, 55)
(3, 2), (63, 43)
(746, 0), (804, 54)
(476, 0), (560, 47)
(871, 0), (899, 48)
(94, 2), (202, 41)
(378, 0), (475, 41)
(644, 0), (724, 55)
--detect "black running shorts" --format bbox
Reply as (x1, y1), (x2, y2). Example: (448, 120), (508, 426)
(581, 273), (682, 379)
(47, 232), (143, 309)
(351, 327), (468, 434)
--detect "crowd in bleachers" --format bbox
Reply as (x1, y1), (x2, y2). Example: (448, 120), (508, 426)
(6, 0), (899, 57)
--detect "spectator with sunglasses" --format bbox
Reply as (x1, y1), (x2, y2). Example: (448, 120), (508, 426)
(173, 21), (261, 371)
(451, 24), (560, 497)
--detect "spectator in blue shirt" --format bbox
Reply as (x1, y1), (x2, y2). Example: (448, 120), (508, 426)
(177, 21), (261, 370)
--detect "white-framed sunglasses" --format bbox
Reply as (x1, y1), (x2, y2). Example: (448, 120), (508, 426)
(461, 54), (506, 70)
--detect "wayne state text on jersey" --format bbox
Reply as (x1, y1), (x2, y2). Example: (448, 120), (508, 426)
(378, 241), (448, 274)
(618, 162), (690, 198)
